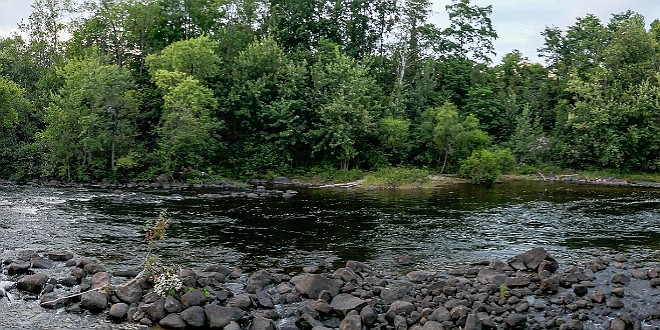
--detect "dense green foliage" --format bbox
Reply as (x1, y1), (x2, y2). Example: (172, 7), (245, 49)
(1, 0), (659, 182)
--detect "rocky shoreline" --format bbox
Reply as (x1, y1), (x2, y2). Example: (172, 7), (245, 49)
(1, 247), (659, 330)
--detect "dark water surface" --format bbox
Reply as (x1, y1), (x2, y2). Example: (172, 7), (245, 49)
(1, 182), (659, 272)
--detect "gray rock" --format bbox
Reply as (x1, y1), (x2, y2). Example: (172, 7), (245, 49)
(109, 303), (130, 321)
(464, 314), (482, 330)
(612, 273), (630, 285)
(407, 270), (436, 283)
(430, 307), (451, 322)
(540, 275), (560, 292)
(250, 316), (275, 330)
(272, 176), (290, 184)
(17, 273), (48, 293)
(387, 300), (415, 317)
(140, 298), (167, 321)
(505, 313), (526, 328)
(181, 306), (207, 327)
(161, 295), (181, 314)
(608, 297), (624, 309)
(91, 272), (111, 290)
(115, 280), (143, 304)
(422, 321), (445, 330)
(113, 269), (140, 278)
(380, 281), (414, 305)
(8, 261), (31, 275)
(204, 264), (233, 277)
(505, 277), (531, 287)
(330, 293), (368, 316)
(205, 304), (243, 329)
(507, 247), (556, 272)
(360, 305), (377, 326)
(228, 293), (252, 309)
(590, 290), (605, 303)
(313, 300), (333, 314)
(40, 293), (66, 309)
(573, 284), (588, 296)
(160, 313), (186, 329)
(47, 251), (74, 261)
(450, 305), (468, 320)
(246, 270), (273, 293)
(57, 276), (78, 287)
(339, 314), (362, 330)
(345, 260), (371, 273)
(334, 267), (359, 283)
(83, 263), (107, 274)
(80, 291), (108, 312)
(256, 291), (274, 308)
(560, 320), (584, 330)
(609, 319), (626, 330)
(291, 274), (342, 299)
(225, 321), (242, 330)
(30, 255), (54, 269)
(181, 289), (208, 308)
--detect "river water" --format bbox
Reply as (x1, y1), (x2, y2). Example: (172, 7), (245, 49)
(1, 181), (659, 272)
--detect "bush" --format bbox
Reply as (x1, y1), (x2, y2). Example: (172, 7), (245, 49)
(363, 167), (431, 187)
(459, 148), (515, 183)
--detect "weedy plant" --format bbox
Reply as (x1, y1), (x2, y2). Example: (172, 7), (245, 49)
(143, 210), (183, 296)
(499, 283), (508, 298)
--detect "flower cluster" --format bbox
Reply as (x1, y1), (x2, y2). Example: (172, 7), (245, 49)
(153, 267), (183, 297)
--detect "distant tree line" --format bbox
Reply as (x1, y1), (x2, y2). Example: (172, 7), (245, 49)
(0, 0), (659, 182)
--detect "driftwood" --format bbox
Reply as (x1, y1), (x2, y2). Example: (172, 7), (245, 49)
(318, 180), (364, 188)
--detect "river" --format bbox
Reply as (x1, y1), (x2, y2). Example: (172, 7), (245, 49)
(1, 181), (659, 272)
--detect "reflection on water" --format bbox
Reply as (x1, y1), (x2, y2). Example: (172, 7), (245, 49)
(0, 182), (658, 271)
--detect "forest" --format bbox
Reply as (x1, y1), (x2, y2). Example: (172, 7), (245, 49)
(1, 0), (659, 183)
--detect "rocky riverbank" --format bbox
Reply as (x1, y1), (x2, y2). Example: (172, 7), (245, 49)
(1, 247), (659, 330)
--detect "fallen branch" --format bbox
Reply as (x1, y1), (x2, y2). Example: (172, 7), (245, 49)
(39, 285), (110, 306)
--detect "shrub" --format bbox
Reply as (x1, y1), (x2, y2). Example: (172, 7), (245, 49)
(363, 167), (431, 187)
(459, 148), (515, 183)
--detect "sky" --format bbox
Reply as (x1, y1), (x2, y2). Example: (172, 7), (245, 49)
(1, 0), (660, 64)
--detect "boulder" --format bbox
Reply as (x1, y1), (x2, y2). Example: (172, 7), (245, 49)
(250, 316), (275, 330)
(430, 307), (451, 322)
(505, 313), (527, 328)
(47, 251), (73, 261)
(360, 305), (377, 326)
(256, 291), (274, 308)
(40, 293), (66, 309)
(80, 291), (108, 312)
(334, 267), (359, 283)
(30, 255), (54, 269)
(181, 289), (208, 308)
(115, 280), (143, 304)
(339, 313), (362, 330)
(17, 273), (48, 293)
(380, 281), (414, 305)
(83, 263), (107, 274)
(422, 321), (445, 330)
(109, 303), (130, 321)
(228, 293), (252, 309)
(330, 293), (368, 316)
(387, 300), (415, 318)
(159, 313), (186, 329)
(540, 275), (560, 292)
(407, 270), (436, 283)
(91, 272), (111, 290)
(140, 298), (167, 321)
(7, 261), (31, 275)
(291, 274), (342, 299)
(464, 314), (482, 330)
(181, 306), (206, 328)
(507, 247), (556, 272)
(205, 304), (243, 329)
(164, 295), (183, 313)
(246, 269), (273, 293)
